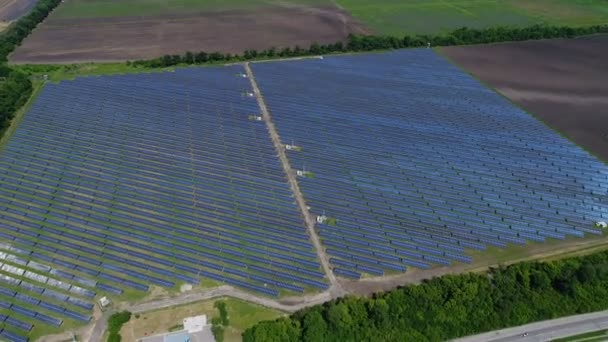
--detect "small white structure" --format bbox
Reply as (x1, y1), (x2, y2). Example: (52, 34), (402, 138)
(183, 315), (207, 333)
(596, 221), (608, 229)
(98, 296), (111, 310)
(316, 215), (328, 224)
(246, 92), (254, 97)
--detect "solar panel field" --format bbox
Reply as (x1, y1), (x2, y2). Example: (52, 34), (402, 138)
(1, 48), (608, 341)
(0, 66), (327, 341)
(251, 49), (608, 279)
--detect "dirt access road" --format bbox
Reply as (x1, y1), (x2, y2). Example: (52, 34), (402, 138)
(10, 3), (369, 63)
(442, 35), (608, 162)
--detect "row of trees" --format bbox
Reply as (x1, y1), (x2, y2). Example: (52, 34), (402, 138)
(0, 0), (60, 136)
(0, 0), (62, 62)
(131, 24), (608, 68)
(0, 69), (32, 134)
(243, 250), (608, 341)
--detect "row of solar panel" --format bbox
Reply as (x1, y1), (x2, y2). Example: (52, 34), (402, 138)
(301, 178), (604, 231)
(0, 326), (28, 342)
(0, 234), (149, 293)
(0, 155), (302, 229)
(2, 156), (288, 201)
(0, 223), (328, 294)
(0, 176), (316, 262)
(19, 116), (279, 157)
(297, 165), (605, 215)
(1, 193), (318, 269)
(250, 51), (607, 272)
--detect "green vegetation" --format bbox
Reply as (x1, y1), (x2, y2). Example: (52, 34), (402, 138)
(125, 24), (608, 69)
(336, 0), (608, 35)
(0, 69), (32, 136)
(0, 0), (62, 139)
(243, 249), (608, 341)
(211, 300), (230, 342)
(0, 0), (61, 62)
(107, 311), (132, 342)
(553, 329), (608, 342)
(52, 0), (331, 18)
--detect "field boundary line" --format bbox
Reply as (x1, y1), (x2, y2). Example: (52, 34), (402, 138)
(243, 62), (342, 293)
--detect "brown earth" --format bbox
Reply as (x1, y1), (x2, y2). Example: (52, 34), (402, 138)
(441, 35), (608, 162)
(10, 5), (369, 64)
(0, 0), (37, 21)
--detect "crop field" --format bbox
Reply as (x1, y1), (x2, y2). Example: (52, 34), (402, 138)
(0, 0), (37, 21)
(0, 65), (329, 341)
(441, 34), (608, 163)
(10, 0), (368, 64)
(252, 49), (608, 279)
(51, 0), (331, 18)
(335, 0), (608, 35)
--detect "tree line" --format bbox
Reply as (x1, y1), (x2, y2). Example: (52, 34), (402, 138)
(0, 0), (62, 62)
(131, 24), (608, 68)
(243, 249), (608, 341)
(0, 0), (60, 137)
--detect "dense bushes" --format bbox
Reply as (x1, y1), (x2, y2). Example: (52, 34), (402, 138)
(0, 0), (62, 61)
(0, 70), (32, 133)
(0, 0), (60, 137)
(211, 301), (230, 342)
(243, 250), (608, 341)
(107, 311), (131, 342)
(131, 24), (608, 68)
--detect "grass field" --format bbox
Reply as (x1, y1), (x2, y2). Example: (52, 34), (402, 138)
(120, 298), (284, 342)
(335, 0), (608, 35)
(52, 0), (331, 18)
(553, 329), (608, 342)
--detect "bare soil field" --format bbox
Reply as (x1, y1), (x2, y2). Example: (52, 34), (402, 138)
(0, 0), (37, 21)
(441, 35), (608, 162)
(10, 4), (369, 64)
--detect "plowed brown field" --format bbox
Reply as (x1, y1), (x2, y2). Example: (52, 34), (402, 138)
(0, 0), (37, 21)
(10, 5), (369, 64)
(442, 35), (608, 162)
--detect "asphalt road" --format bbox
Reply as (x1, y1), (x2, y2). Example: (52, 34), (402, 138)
(453, 310), (608, 342)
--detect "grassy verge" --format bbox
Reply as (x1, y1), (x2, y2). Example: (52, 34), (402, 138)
(553, 329), (608, 342)
(120, 297), (283, 342)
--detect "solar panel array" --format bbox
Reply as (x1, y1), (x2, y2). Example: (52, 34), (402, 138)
(0, 66), (326, 341)
(251, 49), (608, 279)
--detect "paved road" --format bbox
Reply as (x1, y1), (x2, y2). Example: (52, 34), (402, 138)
(454, 310), (608, 342)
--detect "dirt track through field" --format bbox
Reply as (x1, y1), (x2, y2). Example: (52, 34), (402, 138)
(441, 35), (608, 162)
(10, 5), (369, 64)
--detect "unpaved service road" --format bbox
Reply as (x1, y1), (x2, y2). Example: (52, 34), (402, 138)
(10, 5), (368, 64)
(442, 35), (608, 162)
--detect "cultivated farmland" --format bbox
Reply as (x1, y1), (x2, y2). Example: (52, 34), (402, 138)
(252, 49), (608, 279)
(10, 0), (368, 64)
(442, 34), (608, 163)
(0, 0), (37, 22)
(336, 0), (608, 35)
